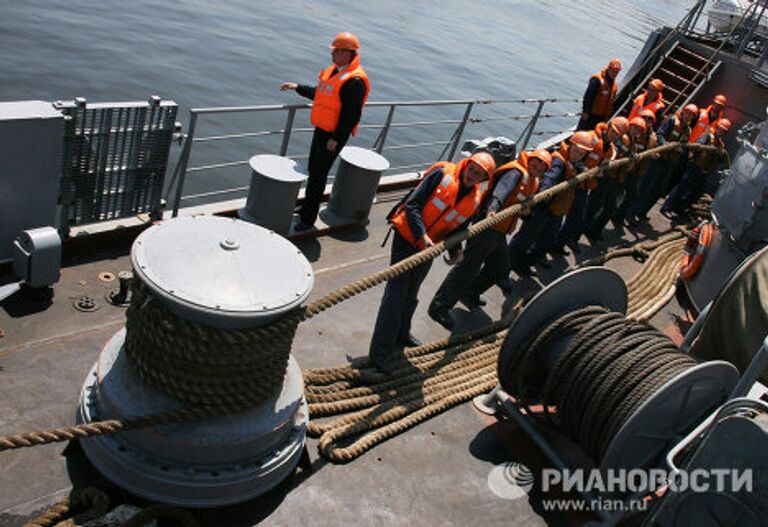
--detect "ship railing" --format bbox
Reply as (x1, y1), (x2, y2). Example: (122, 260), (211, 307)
(165, 97), (581, 217)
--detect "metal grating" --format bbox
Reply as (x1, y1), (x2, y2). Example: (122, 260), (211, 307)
(55, 97), (178, 232)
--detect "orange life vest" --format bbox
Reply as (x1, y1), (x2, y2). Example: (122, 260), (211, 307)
(390, 158), (485, 248)
(688, 105), (723, 143)
(548, 143), (584, 216)
(491, 154), (540, 234)
(310, 54), (370, 135)
(628, 92), (665, 121)
(581, 125), (610, 190)
(589, 69), (618, 119)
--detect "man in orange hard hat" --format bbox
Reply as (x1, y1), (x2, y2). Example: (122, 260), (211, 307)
(628, 78), (665, 124)
(508, 132), (594, 276)
(369, 152), (494, 373)
(584, 119), (647, 239)
(578, 58), (622, 131)
(663, 118), (731, 217)
(281, 32), (370, 231)
(428, 149), (550, 327)
(613, 116), (657, 226)
(629, 103), (699, 223)
(583, 117), (629, 241)
(689, 94), (727, 143)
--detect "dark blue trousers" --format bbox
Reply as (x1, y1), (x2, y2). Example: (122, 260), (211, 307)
(584, 178), (622, 236)
(508, 205), (559, 270)
(369, 232), (433, 362)
(555, 188), (588, 249)
(662, 164), (705, 214)
(431, 229), (504, 310)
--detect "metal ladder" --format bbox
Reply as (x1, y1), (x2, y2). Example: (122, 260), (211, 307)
(616, 41), (722, 118)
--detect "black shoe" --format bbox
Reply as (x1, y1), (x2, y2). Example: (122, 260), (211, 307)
(396, 333), (423, 347)
(294, 220), (314, 232)
(460, 294), (486, 309)
(496, 277), (514, 295)
(585, 231), (604, 241)
(428, 305), (455, 330)
(369, 355), (393, 375)
(537, 259), (552, 269)
(513, 265), (537, 278)
(566, 241), (582, 254)
(550, 246), (570, 256)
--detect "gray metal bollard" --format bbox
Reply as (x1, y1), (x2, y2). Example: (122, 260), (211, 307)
(327, 146), (390, 223)
(239, 155), (308, 236)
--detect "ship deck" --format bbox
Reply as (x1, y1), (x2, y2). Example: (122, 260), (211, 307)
(0, 194), (692, 527)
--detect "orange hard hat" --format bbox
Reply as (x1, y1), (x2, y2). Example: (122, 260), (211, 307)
(717, 118), (732, 131)
(610, 116), (630, 135)
(683, 103), (699, 115)
(629, 117), (647, 132)
(570, 131), (596, 151)
(640, 109), (656, 122)
(608, 58), (622, 70)
(648, 78), (664, 91)
(528, 148), (553, 170)
(330, 32), (360, 50)
(469, 151), (496, 176)
(713, 94), (727, 106)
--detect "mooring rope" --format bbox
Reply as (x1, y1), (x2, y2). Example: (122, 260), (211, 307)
(0, 141), (708, 454)
(528, 306), (697, 462)
(125, 280), (302, 406)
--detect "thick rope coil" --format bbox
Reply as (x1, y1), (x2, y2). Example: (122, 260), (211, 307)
(125, 279), (302, 406)
(527, 307), (698, 462)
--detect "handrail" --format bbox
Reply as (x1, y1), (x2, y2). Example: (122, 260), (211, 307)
(167, 96), (582, 217)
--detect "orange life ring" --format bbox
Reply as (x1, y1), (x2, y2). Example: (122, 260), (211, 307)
(680, 222), (713, 280)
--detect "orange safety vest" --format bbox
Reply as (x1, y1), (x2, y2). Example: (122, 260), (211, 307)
(491, 154), (540, 234)
(390, 158), (485, 248)
(310, 54), (371, 135)
(548, 143), (583, 216)
(688, 105), (723, 143)
(628, 92), (665, 121)
(589, 69), (618, 119)
(581, 124), (610, 190)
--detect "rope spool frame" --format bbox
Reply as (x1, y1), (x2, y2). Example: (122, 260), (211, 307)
(496, 267), (739, 474)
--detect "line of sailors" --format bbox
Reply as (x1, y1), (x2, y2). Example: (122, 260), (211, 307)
(368, 59), (732, 373)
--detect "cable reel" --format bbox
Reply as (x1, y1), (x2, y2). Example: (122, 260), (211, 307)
(497, 267), (739, 474)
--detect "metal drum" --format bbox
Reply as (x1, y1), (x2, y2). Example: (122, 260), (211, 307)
(78, 216), (313, 507)
(239, 155), (308, 236)
(326, 146), (389, 223)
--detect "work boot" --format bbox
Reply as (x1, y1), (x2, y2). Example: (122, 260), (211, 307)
(396, 334), (422, 348)
(293, 220), (314, 232)
(513, 265), (537, 278)
(369, 355), (393, 375)
(496, 276), (514, 296)
(428, 304), (455, 330)
(566, 241), (582, 254)
(460, 294), (486, 309)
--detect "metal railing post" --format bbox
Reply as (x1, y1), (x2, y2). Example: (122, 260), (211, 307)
(520, 100), (545, 151)
(373, 105), (396, 154)
(171, 111), (198, 217)
(446, 102), (474, 161)
(279, 107), (296, 156)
